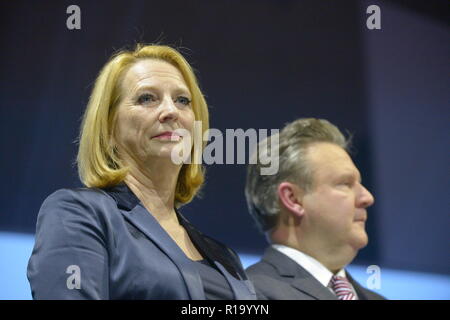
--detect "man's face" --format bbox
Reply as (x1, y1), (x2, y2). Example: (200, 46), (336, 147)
(301, 143), (375, 252)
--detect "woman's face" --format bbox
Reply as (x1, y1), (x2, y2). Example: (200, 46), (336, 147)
(113, 59), (195, 166)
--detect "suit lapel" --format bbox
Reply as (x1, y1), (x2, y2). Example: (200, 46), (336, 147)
(103, 183), (205, 300)
(290, 276), (337, 300)
(346, 272), (369, 300)
(263, 247), (337, 300)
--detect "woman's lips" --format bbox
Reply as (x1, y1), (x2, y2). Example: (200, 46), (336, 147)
(152, 131), (181, 140)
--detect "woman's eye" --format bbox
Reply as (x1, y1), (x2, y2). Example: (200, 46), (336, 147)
(137, 93), (156, 105)
(175, 96), (191, 106)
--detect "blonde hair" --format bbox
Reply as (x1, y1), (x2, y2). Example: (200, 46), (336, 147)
(77, 44), (209, 206)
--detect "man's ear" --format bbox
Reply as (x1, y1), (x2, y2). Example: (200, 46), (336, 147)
(278, 182), (305, 218)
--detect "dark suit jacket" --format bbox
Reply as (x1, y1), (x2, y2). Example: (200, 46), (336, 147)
(245, 247), (385, 300)
(27, 183), (256, 300)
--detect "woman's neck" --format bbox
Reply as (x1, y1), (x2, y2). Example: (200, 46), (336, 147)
(124, 157), (181, 223)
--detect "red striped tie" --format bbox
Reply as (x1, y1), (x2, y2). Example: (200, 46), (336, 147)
(330, 275), (357, 300)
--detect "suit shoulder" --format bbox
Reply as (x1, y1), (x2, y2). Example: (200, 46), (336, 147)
(44, 187), (110, 203)
(244, 264), (293, 300)
(37, 187), (116, 226)
(245, 259), (275, 276)
(42, 187), (114, 210)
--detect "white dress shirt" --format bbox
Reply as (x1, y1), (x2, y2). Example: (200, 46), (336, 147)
(272, 244), (358, 299)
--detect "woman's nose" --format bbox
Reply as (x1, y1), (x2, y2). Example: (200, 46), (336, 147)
(158, 98), (178, 123)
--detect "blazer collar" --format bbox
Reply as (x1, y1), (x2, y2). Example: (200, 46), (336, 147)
(262, 247), (337, 300)
(102, 182), (140, 211)
(102, 182), (205, 299)
(102, 182), (254, 300)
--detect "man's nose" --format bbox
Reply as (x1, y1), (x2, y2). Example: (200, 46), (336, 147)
(358, 184), (375, 208)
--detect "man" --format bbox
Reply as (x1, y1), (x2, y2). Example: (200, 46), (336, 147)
(245, 118), (385, 300)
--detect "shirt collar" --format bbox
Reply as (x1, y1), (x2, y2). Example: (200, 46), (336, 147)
(271, 244), (347, 287)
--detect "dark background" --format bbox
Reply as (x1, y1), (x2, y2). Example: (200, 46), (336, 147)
(0, 0), (448, 274)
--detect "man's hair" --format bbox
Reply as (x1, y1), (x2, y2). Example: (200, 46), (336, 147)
(76, 44), (209, 206)
(245, 118), (350, 232)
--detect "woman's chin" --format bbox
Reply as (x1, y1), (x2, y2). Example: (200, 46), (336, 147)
(147, 145), (190, 164)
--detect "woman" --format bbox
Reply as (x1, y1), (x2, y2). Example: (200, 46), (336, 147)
(27, 44), (256, 300)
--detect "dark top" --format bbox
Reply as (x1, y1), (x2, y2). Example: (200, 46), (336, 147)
(195, 259), (234, 300)
(27, 182), (256, 300)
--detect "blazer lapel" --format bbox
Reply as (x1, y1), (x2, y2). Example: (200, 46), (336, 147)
(178, 212), (256, 300)
(214, 261), (256, 300)
(263, 247), (337, 300)
(103, 183), (205, 300)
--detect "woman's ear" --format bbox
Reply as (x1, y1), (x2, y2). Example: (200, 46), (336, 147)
(278, 182), (305, 218)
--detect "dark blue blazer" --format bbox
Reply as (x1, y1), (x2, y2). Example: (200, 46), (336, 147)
(27, 183), (256, 300)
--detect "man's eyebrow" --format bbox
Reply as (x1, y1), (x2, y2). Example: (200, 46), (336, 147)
(337, 171), (362, 182)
